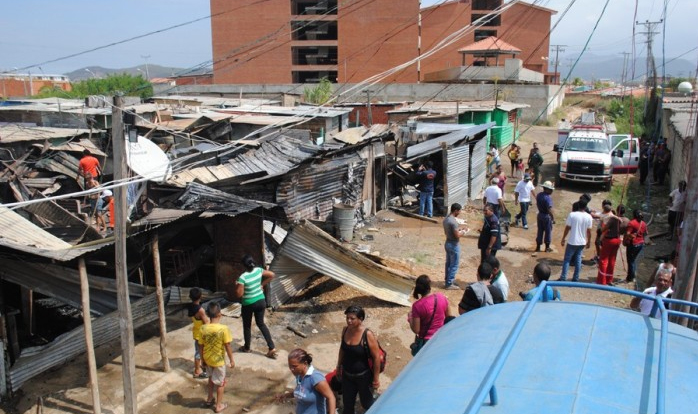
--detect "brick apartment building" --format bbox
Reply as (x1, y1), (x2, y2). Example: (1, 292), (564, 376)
(210, 0), (555, 85)
(0, 74), (71, 99)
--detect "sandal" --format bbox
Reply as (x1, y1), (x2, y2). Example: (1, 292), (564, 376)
(204, 399), (215, 408)
(214, 403), (229, 413)
(193, 371), (208, 379)
(238, 345), (251, 353)
(266, 349), (278, 360)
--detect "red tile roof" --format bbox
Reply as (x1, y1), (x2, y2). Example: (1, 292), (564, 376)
(458, 36), (521, 54)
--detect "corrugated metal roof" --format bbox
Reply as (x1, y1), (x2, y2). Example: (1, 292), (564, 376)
(131, 208), (199, 227)
(8, 290), (165, 391)
(214, 104), (352, 119)
(32, 138), (106, 156)
(168, 135), (323, 187)
(268, 220), (414, 307)
(0, 258), (151, 316)
(0, 206), (110, 261)
(406, 123), (494, 160)
(175, 181), (277, 214)
(387, 101), (529, 115)
(0, 124), (91, 143)
(444, 144), (470, 208)
(329, 125), (391, 145)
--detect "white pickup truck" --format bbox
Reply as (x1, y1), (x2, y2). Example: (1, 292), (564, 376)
(554, 123), (639, 191)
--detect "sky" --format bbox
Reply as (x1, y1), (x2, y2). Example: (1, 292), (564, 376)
(0, 0), (696, 76)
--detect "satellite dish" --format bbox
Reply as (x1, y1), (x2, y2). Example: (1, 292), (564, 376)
(126, 135), (172, 183)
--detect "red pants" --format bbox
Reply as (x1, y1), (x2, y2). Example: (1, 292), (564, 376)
(596, 237), (621, 285)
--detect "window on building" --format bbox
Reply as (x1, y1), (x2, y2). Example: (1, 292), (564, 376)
(292, 71), (338, 83)
(291, 0), (337, 15)
(471, 13), (500, 26)
(474, 29), (497, 41)
(472, 0), (501, 10)
(292, 46), (338, 65)
(291, 21), (338, 41)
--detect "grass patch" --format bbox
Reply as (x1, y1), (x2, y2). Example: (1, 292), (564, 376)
(609, 176), (656, 213)
(410, 252), (433, 266)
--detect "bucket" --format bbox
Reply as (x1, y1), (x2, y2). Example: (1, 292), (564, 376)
(333, 203), (355, 241)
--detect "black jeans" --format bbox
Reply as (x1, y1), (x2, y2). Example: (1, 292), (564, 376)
(342, 370), (374, 414)
(241, 298), (275, 350)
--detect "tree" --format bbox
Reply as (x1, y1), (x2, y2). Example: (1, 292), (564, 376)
(573, 77), (584, 86)
(36, 73), (153, 99)
(303, 77), (333, 105)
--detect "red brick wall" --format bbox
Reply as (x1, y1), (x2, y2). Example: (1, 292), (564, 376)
(175, 74), (214, 86)
(337, 0), (419, 84)
(419, 2), (553, 78)
(0, 78), (71, 98)
(211, 0), (292, 84)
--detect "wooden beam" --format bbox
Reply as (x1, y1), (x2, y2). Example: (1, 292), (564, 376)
(388, 206), (438, 223)
(151, 233), (170, 372)
(112, 95), (138, 414)
(79, 258), (102, 414)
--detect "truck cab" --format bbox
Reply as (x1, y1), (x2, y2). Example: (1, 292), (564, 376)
(555, 126), (613, 191)
(610, 134), (640, 173)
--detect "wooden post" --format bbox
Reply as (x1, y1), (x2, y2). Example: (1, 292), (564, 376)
(112, 95), (138, 413)
(151, 233), (170, 372)
(0, 340), (6, 398)
(20, 287), (33, 336)
(78, 258), (101, 414)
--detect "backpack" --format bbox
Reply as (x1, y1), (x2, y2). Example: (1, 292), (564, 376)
(361, 328), (387, 373)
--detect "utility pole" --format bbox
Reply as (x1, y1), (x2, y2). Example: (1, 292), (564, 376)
(550, 44), (566, 84)
(636, 20), (662, 101)
(140, 55), (151, 80)
(112, 95), (138, 414)
(619, 51), (631, 98)
(364, 90), (373, 126)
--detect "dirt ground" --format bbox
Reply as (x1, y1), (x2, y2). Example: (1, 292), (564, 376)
(5, 123), (679, 414)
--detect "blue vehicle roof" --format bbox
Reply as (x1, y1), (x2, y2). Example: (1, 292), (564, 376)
(369, 290), (698, 414)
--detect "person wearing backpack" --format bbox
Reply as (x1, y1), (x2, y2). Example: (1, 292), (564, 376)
(336, 305), (382, 414)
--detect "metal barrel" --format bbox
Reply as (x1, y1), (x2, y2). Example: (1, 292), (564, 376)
(333, 203), (355, 241)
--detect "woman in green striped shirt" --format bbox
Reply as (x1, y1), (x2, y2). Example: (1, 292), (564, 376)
(236, 255), (278, 359)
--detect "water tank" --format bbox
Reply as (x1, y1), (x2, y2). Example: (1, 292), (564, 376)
(678, 81), (693, 94)
(370, 287), (698, 414)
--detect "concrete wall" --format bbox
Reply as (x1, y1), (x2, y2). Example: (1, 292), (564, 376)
(424, 59), (544, 83)
(159, 82), (565, 123)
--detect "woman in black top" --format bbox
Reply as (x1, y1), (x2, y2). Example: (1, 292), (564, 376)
(336, 305), (381, 414)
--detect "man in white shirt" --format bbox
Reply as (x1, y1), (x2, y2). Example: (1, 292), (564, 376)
(483, 177), (505, 217)
(630, 273), (673, 317)
(514, 173), (536, 229)
(486, 256), (509, 301)
(668, 180), (686, 240)
(559, 200), (593, 282)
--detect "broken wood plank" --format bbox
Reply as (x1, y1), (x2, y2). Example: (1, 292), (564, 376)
(388, 207), (438, 223)
(287, 325), (307, 338)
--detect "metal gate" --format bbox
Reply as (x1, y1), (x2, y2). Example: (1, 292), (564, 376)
(444, 144), (470, 208)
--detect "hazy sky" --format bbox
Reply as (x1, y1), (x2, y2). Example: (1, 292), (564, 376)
(1, 0), (695, 75)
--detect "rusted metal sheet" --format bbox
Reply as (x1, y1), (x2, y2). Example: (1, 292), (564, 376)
(22, 195), (103, 242)
(268, 220), (414, 307)
(131, 208), (199, 227)
(444, 144), (470, 208)
(0, 259), (151, 316)
(469, 137), (488, 199)
(7, 290), (166, 392)
(276, 154), (366, 222)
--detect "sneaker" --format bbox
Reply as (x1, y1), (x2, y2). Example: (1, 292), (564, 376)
(523, 225), (529, 230)
(545, 247), (553, 253)
(556, 278), (567, 282)
(534, 246), (541, 252)
(445, 283), (461, 290)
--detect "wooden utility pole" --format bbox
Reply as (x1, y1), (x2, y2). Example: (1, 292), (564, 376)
(151, 233), (170, 372)
(364, 90), (373, 126)
(78, 258), (101, 414)
(550, 44), (566, 85)
(112, 95), (138, 413)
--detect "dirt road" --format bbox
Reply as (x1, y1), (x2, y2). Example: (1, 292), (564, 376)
(9, 125), (673, 414)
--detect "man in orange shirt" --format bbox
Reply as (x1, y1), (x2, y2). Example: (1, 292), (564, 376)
(77, 149), (101, 186)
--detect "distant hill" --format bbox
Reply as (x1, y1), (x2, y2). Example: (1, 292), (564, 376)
(555, 54), (696, 83)
(64, 64), (210, 81)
